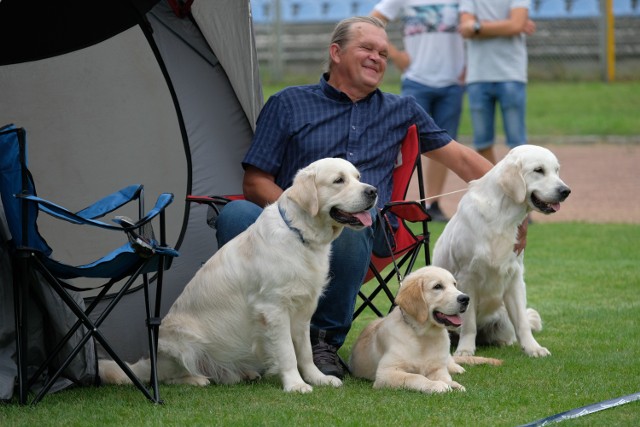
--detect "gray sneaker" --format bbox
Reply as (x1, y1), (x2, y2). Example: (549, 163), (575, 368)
(426, 201), (449, 222)
(312, 341), (345, 379)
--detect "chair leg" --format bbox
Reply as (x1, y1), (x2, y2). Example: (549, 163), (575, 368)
(12, 252), (29, 404)
(143, 259), (165, 404)
(146, 318), (161, 404)
(338, 354), (351, 376)
(151, 260), (165, 402)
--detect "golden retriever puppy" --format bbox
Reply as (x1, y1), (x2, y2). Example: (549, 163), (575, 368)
(100, 158), (377, 393)
(433, 145), (571, 358)
(349, 266), (501, 393)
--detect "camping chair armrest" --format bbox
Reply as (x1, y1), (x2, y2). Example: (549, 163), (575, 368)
(16, 184), (143, 228)
(381, 200), (431, 223)
(186, 194), (243, 207)
(112, 193), (174, 230)
(74, 184), (143, 219)
(17, 193), (131, 230)
(186, 194), (244, 218)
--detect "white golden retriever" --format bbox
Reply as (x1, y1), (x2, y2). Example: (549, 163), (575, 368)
(349, 266), (502, 393)
(433, 145), (571, 358)
(100, 158), (377, 393)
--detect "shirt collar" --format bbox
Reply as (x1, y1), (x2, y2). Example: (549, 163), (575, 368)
(319, 73), (380, 103)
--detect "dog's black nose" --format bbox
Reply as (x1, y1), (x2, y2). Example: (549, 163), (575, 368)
(457, 294), (470, 306)
(559, 186), (571, 201)
(365, 186), (378, 201)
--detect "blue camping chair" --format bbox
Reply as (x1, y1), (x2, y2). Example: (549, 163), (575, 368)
(0, 124), (178, 404)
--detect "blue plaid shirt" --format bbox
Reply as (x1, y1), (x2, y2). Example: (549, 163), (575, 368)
(243, 74), (452, 209)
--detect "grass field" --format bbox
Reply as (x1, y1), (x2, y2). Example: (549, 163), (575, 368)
(2, 222), (639, 426)
(262, 80), (640, 137)
(3, 76), (639, 425)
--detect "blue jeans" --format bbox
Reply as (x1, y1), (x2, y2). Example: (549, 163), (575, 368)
(402, 78), (464, 139)
(467, 81), (527, 150)
(215, 200), (391, 348)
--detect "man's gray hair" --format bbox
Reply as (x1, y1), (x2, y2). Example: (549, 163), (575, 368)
(325, 16), (386, 73)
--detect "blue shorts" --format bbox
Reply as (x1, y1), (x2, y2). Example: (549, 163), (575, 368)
(467, 81), (527, 150)
(401, 78), (464, 139)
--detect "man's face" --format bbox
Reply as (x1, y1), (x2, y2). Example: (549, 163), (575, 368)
(334, 23), (388, 94)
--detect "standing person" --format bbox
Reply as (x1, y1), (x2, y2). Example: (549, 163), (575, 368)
(458, 0), (535, 164)
(371, 0), (466, 222)
(215, 16), (522, 379)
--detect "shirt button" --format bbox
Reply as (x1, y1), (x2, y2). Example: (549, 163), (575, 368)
(351, 126), (356, 130)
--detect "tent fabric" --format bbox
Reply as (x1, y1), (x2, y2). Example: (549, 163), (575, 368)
(0, 0), (262, 400)
(0, 0), (160, 66)
(192, 0), (263, 130)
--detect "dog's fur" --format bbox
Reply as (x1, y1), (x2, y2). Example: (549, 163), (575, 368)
(433, 145), (570, 357)
(99, 158), (377, 393)
(349, 266), (502, 393)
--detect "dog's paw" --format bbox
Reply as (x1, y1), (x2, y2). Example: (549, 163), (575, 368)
(284, 382), (313, 393)
(242, 370), (262, 381)
(423, 380), (452, 394)
(527, 308), (543, 332)
(312, 374), (342, 388)
(98, 360), (132, 385)
(524, 345), (551, 358)
(454, 348), (476, 357)
(449, 381), (466, 392)
(448, 362), (466, 374)
(167, 375), (210, 386)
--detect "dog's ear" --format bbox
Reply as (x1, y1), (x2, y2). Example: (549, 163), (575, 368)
(498, 160), (527, 203)
(288, 168), (320, 216)
(395, 276), (429, 324)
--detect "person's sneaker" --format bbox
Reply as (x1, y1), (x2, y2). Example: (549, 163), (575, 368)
(426, 201), (449, 222)
(312, 341), (345, 379)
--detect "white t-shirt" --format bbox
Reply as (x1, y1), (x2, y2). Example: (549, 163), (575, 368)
(374, 0), (465, 88)
(459, 0), (530, 83)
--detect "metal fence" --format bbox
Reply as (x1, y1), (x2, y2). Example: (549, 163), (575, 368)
(252, 0), (640, 82)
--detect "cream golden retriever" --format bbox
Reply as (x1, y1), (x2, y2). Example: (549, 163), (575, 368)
(349, 266), (502, 393)
(433, 145), (571, 358)
(100, 158), (377, 393)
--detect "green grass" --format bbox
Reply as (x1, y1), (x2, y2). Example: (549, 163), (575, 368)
(262, 80), (640, 137)
(2, 222), (639, 426)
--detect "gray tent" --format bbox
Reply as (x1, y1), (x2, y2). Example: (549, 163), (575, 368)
(0, 0), (262, 400)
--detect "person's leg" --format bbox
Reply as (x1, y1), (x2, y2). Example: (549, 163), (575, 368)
(432, 84), (464, 140)
(311, 226), (373, 342)
(467, 82), (497, 164)
(310, 219), (376, 378)
(497, 81), (527, 150)
(402, 79), (449, 221)
(426, 84), (465, 220)
(215, 199), (263, 247)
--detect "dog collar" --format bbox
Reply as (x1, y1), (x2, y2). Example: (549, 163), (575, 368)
(278, 203), (306, 244)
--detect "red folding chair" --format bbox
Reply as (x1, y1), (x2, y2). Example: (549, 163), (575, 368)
(353, 124), (432, 319)
(186, 125), (431, 321)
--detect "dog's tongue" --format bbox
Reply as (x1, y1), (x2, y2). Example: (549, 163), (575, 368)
(354, 211), (373, 227)
(442, 314), (462, 327)
(551, 202), (561, 212)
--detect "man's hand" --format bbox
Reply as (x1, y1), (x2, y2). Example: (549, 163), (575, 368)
(391, 49), (410, 72)
(514, 216), (529, 255)
(524, 19), (536, 35)
(458, 19), (477, 38)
